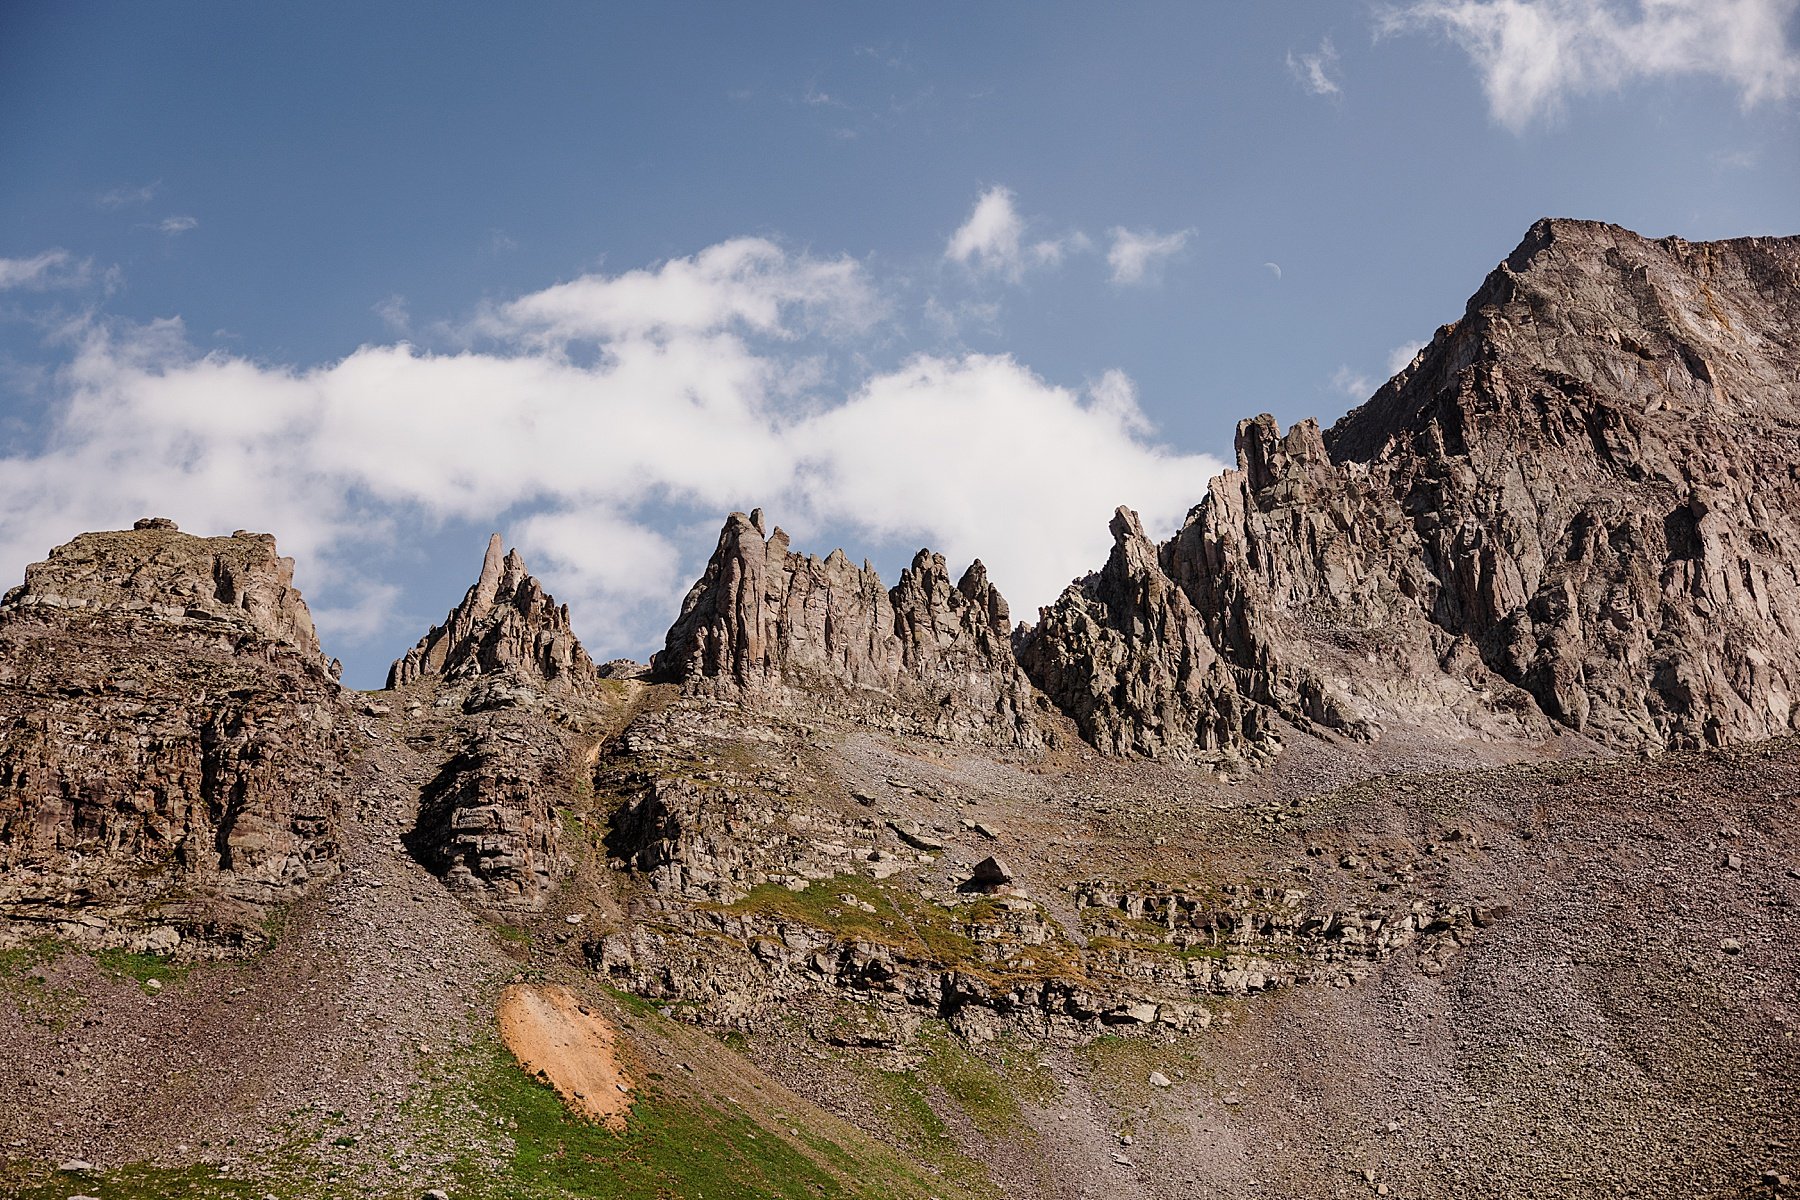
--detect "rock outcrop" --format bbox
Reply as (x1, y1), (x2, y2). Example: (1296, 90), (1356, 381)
(0, 521), (349, 949)
(1021, 220), (1800, 760)
(3, 517), (329, 668)
(404, 724), (575, 912)
(386, 535), (605, 911)
(1020, 507), (1260, 761)
(652, 510), (1043, 746)
(387, 533), (597, 693)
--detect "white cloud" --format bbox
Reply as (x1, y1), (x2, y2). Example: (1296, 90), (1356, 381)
(1386, 339), (1427, 374)
(792, 355), (1222, 611)
(96, 182), (159, 209)
(946, 186), (1028, 276)
(486, 237), (879, 346)
(1332, 365), (1374, 398)
(158, 215), (199, 235)
(0, 238), (1223, 669)
(0, 250), (89, 291)
(1106, 227), (1191, 285)
(944, 186), (1077, 281)
(312, 581), (402, 644)
(1287, 37), (1344, 95)
(374, 294), (410, 334)
(1382, 0), (1800, 131)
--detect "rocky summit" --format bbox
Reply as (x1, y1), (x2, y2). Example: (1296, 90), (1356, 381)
(1, 220), (1796, 1200)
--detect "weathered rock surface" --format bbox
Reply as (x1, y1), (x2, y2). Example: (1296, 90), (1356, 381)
(404, 720), (576, 913)
(386, 536), (608, 911)
(387, 533), (597, 693)
(3, 518), (329, 667)
(652, 510), (1044, 746)
(1020, 507), (1261, 762)
(1021, 220), (1800, 760)
(0, 521), (348, 949)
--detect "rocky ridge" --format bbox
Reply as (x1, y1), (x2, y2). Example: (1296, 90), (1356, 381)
(0, 520), (348, 951)
(1017, 219), (1800, 762)
(653, 509), (1044, 746)
(388, 532), (598, 694)
(2, 218), (1798, 1200)
(384, 535), (612, 912)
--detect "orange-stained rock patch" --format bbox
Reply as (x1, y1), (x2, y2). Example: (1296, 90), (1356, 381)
(497, 982), (633, 1129)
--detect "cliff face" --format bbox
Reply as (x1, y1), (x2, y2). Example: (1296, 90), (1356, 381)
(0, 520), (348, 949)
(652, 510), (1044, 746)
(385, 534), (603, 912)
(1327, 219), (1800, 748)
(388, 533), (597, 693)
(1019, 220), (1800, 760)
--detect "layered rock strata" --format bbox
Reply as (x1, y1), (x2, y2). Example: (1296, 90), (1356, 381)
(652, 510), (1044, 746)
(404, 720), (576, 912)
(388, 533), (597, 693)
(387, 536), (604, 910)
(0, 521), (348, 948)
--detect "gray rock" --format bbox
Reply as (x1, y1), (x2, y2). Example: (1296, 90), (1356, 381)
(970, 856), (1013, 889)
(388, 534), (598, 692)
(651, 511), (1044, 747)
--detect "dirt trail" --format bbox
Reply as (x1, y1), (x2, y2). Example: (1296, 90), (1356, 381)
(498, 982), (634, 1129)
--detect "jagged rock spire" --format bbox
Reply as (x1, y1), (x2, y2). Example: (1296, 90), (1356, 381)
(652, 512), (1043, 746)
(1022, 220), (1800, 760)
(388, 534), (597, 691)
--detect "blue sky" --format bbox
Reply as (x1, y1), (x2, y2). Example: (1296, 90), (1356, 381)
(2, 1), (1797, 685)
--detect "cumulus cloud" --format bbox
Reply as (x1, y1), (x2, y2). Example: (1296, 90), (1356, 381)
(0, 237), (1224, 675)
(486, 237), (879, 345)
(945, 187), (1069, 280)
(0, 250), (90, 291)
(1382, 0), (1800, 130)
(1106, 227), (1191, 285)
(1287, 37), (1344, 95)
(793, 357), (1217, 608)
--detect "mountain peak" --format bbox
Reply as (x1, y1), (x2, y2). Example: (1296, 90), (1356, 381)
(387, 535), (597, 692)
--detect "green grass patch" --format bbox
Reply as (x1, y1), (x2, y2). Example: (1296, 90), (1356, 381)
(95, 948), (188, 988)
(0, 938), (62, 978)
(0, 1160), (301, 1200)
(715, 876), (1085, 989)
(413, 1040), (965, 1200)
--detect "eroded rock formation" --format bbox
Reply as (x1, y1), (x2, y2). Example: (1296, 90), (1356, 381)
(388, 533), (597, 693)
(0, 521), (348, 949)
(652, 510), (1043, 746)
(405, 724), (575, 912)
(1020, 219), (1800, 760)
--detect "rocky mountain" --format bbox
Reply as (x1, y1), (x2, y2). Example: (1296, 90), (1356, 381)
(2, 221), (1797, 1200)
(389, 532), (598, 694)
(1020, 219), (1800, 765)
(0, 519), (348, 953)
(653, 508), (1044, 746)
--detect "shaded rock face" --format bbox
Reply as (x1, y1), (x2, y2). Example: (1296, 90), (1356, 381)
(387, 534), (598, 693)
(404, 724), (574, 913)
(1021, 219), (1800, 759)
(1020, 508), (1260, 760)
(0, 522), (348, 948)
(1324, 219), (1800, 749)
(652, 510), (1043, 746)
